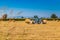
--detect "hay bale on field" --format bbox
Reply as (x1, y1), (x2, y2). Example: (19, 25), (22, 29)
(25, 18), (31, 24)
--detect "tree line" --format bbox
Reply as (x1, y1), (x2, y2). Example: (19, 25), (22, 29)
(33, 13), (58, 19)
(1, 13), (59, 19)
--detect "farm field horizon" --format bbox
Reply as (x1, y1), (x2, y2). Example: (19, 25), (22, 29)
(0, 21), (60, 40)
(0, 0), (60, 40)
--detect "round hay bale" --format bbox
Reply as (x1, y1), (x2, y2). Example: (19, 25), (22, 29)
(25, 19), (31, 24)
(32, 20), (35, 24)
(42, 20), (47, 24)
(30, 21), (32, 24)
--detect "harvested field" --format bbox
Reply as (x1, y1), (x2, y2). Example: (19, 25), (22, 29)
(0, 21), (60, 40)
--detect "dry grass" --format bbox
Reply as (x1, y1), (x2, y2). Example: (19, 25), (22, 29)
(0, 21), (60, 40)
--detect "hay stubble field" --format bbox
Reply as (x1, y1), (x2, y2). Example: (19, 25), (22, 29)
(0, 21), (60, 40)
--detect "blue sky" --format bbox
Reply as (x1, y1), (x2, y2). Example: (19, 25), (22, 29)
(0, 0), (60, 18)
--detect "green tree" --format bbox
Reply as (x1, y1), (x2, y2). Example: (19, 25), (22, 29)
(21, 16), (24, 18)
(34, 15), (38, 18)
(2, 14), (7, 19)
(50, 14), (58, 18)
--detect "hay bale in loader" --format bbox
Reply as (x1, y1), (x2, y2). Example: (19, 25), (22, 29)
(42, 20), (47, 24)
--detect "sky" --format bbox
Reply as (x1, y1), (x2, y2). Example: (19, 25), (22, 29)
(0, 0), (60, 18)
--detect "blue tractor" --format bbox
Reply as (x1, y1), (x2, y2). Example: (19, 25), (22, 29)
(32, 18), (42, 24)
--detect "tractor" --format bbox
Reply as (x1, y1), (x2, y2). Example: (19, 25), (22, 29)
(25, 18), (47, 24)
